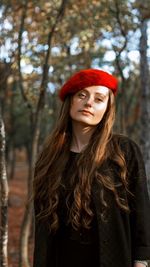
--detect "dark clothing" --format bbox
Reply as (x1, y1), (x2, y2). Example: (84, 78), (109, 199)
(48, 229), (99, 267)
(46, 151), (99, 267)
(33, 135), (150, 267)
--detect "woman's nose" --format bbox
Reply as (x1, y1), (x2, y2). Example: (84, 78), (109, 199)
(84, 97), (93, 107)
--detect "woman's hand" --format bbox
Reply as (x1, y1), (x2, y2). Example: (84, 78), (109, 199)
(134, 262), (148, 267)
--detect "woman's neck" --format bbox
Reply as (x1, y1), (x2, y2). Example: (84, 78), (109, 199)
(70, 121), (96, 153)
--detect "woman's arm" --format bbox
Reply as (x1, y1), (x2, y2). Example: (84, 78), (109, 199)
(121, 136), (150, 261)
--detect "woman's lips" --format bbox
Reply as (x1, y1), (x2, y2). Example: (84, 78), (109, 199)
(79, 109), (94, 116)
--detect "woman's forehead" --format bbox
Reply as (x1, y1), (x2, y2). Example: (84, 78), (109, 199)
(80, 85), (109, 96)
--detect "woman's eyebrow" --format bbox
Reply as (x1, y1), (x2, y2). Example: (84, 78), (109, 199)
(80, 89), (108, 98)
(95, 93), (107, 98)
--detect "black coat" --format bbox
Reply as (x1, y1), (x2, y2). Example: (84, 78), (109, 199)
(33, 135), (150, 267)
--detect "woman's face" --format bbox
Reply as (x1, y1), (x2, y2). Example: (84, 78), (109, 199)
(70, 86), (109, 126)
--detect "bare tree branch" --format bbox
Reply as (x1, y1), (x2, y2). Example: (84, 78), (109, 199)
(114, 0), (128, 54)
(113, 0), (128, 82)
(17, 0), (33, 111)
(36, 0), (68, 117)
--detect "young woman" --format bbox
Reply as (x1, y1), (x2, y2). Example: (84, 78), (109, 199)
(33, 69), (150, 267)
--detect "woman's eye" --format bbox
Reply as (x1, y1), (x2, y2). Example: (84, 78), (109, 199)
(78, 92), (86, 98)
(95, 98), (103, 102)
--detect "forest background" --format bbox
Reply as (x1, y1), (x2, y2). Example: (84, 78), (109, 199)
(0, 0), (150, 267)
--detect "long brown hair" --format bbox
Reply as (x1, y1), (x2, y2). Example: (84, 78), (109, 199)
(33, 91), (129, 232)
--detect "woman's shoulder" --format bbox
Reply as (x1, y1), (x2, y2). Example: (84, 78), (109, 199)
(112, 133), (140, 149)
(111, 133), (144, 164)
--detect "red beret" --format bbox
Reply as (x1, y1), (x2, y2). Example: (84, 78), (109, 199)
(59, 69), (118, 101)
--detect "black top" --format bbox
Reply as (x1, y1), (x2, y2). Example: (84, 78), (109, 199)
(33, 135), (150, 267)
(47, 151), (99, 267)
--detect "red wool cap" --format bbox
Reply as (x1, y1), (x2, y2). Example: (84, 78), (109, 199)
(59, 69), (118, 101)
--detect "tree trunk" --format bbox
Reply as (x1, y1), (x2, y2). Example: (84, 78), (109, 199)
(18, 173), (33, 267)
(19, 205), (32, 267)
(0, 105), (9, 267)
(139, 18), (150, 194)
(8, 144), (16, 180)
(18, 122), (40, 267)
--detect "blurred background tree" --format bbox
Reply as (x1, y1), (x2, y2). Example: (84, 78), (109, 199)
(0, 0), (150, 266)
